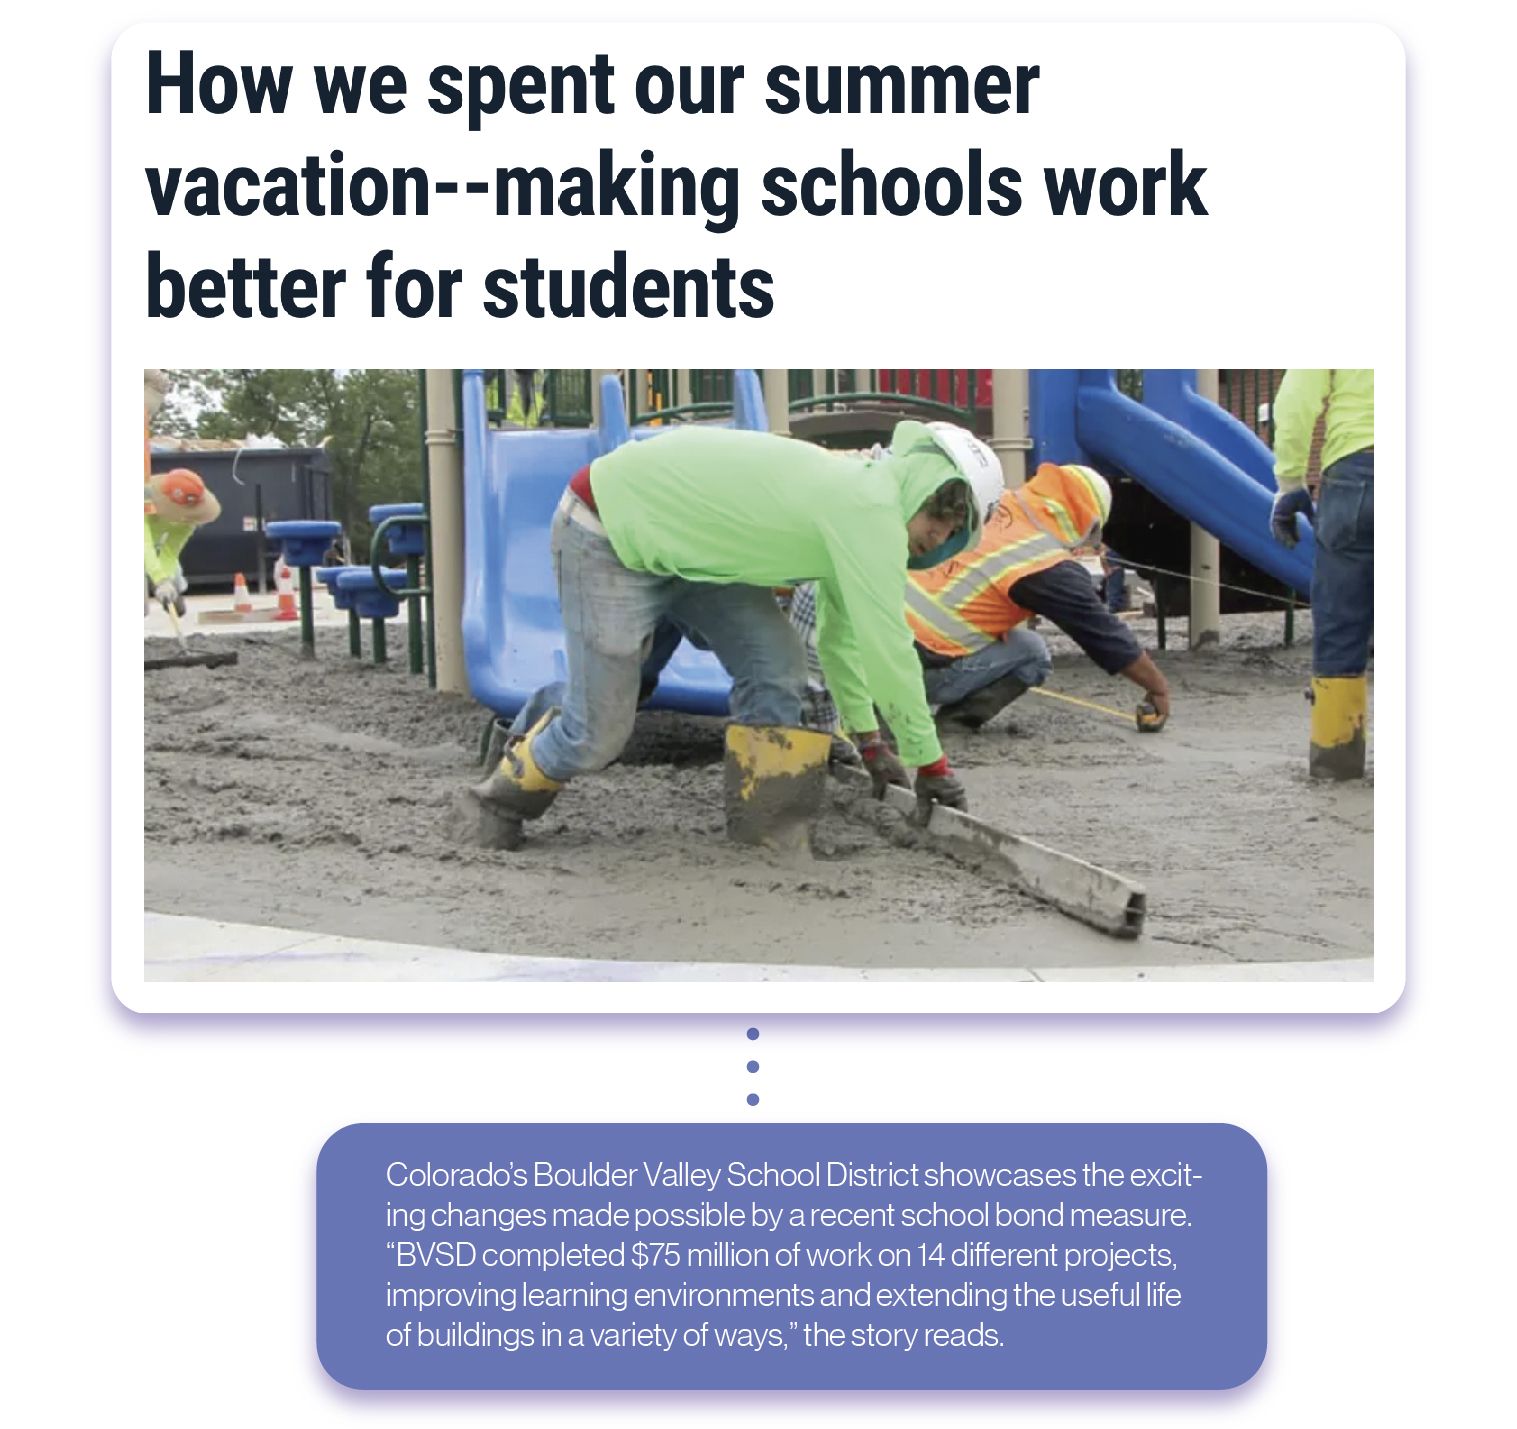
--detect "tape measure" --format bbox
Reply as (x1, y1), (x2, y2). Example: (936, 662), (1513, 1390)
(1030, 687), (1167, 733)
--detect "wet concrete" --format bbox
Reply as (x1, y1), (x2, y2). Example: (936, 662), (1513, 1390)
(142, 612), (1372, 974)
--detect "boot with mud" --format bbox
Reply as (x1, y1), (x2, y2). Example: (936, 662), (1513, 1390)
(448, 712), (564, 849)
(935, 674), (1032, 731)
(1307, 675), (1368, 780)
(723, 724), (832, 853)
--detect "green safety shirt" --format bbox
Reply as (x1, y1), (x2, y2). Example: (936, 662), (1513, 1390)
(589, 421), (962, 768)
(144, 515), (195, 586)
(1273, 369), (1375, 489)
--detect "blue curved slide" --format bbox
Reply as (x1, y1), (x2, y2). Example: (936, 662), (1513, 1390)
(460, 370), (767, 719)
(1033, 370), (1315, 596)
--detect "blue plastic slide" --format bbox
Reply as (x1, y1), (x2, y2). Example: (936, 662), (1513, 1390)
(460, 370), (768, 719)
(1030, 370), (1316, 595)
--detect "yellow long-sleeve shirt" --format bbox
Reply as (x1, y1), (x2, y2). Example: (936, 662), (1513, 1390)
(1273, 369), (1375, 490)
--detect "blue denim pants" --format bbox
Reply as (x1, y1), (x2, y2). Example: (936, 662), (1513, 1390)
(1312, 449), (1374, 678)
(515, 502), (807, 782)
(921, 627), (1053, 708)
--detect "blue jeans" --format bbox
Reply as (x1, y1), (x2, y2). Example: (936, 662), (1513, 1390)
(921, 627), (1053, 708)
(519, 505), (807, 782)
(1312, 450), (1374, 678)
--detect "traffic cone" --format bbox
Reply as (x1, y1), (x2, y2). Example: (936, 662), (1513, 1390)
(273, 558), (298, 622)
(233, 573), (254, 614)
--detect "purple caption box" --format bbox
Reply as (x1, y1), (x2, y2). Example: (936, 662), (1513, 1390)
(318, 1123), (1265, 1391)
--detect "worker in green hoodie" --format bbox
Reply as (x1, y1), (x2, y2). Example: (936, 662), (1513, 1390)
(463, 420), (1006, 848)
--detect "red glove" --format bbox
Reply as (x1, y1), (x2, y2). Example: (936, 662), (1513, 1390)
(856, 730), (910, 798)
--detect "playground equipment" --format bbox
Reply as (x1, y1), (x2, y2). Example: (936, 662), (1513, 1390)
(264, 520), (341, 658)
(458, 368), (769, 720)
(1030, 369), (1315, 597)
(335, 568), (409, 665)
(368, 503), (430, 676)
(314, 566), (362, 658)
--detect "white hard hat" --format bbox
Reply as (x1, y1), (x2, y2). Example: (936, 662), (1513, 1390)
(926, 422), (1005, 522)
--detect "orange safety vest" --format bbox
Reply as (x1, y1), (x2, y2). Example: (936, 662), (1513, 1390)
(907, 463), (1108, 657)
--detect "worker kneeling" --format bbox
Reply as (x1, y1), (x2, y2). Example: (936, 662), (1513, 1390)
(456, 421), (1003, 850)
(906, 463), (1170, 728)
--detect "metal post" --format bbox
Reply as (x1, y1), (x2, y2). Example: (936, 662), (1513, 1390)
(348, 610), (362, 659)
(762, 370), (791, 436)
(254, 486), (267, 594)
(424, 369), (468, 693)
(372, 616), (387, 664)
(406, 555), (423, 674)
(417, 370), (436, 686)
(989, 369), (1031, 487)
(297, 565), (315, 659)
(1189, 370), (1224, 649)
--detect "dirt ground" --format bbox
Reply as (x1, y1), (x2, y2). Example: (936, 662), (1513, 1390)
(142, 612), (1372, 975)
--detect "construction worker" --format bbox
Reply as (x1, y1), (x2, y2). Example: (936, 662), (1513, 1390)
(905, 462), (1171, 729)
(1269, 369), (1374, 779)
(504, 369), (546, 427)
(144, 468), (221, 615)
(462, 421), (1005, 848)
(143, 372), (221, 615)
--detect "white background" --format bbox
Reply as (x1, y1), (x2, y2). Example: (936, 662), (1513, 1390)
(7, 2), (1512, 1425)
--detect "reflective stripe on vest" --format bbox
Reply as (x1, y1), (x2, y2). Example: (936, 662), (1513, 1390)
(1009, 487), (1095, 551)
(932, 529), (1066, 608)
(904, 582), (993, 655)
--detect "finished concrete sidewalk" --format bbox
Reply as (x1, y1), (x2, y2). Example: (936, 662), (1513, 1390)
(146, 913), (1373, 984)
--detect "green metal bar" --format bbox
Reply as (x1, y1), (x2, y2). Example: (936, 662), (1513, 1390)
(369, 515), (432, 600)
(406, 555), (423, 674)
(348, 609), (362, 659)
(630, 400), (734, 425)
(1284, 594), (1296, 648)
(297, 565), (315, 659)
(372, 617), (387, 664)
(1154, 576), (1168, 651)
(784, 391), (977, 422)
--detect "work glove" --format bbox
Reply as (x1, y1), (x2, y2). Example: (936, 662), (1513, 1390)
(828, 733), (864, 769)
(915, 758), (969, 814)
(152, 579), (179, 610)
(856, 731), (910, 798)
(1270, 487), (1315, 548)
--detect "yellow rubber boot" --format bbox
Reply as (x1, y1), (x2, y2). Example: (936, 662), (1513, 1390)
(451, 712), (564, 849)
(723, 724), (833, 851)
(1308, 675), (1368, 780)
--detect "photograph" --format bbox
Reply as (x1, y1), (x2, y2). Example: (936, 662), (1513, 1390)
(142, 365), (1373, 984)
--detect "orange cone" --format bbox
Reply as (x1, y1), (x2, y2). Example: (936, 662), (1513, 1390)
(233, 573), (254, 614)
(273, 558), (298, 622)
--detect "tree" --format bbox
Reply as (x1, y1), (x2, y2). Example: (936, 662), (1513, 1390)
(156, 369), (423, 544)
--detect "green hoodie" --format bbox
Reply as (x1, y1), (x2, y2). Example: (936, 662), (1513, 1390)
(144, 516), (195, 586)
(589, 420), (964, 767)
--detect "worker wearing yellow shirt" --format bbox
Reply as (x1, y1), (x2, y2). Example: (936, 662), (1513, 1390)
(1269, 368), (1374, 779)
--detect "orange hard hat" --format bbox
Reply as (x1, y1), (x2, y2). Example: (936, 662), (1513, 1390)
(159, 468), (208, 508)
